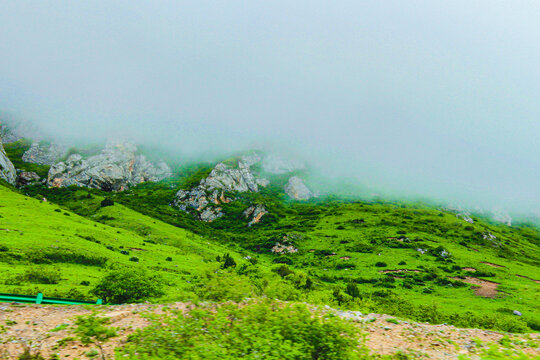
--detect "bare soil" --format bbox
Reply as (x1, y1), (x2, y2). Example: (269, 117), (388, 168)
(450, 277), (499, 298)
(0, 303), (538, 359)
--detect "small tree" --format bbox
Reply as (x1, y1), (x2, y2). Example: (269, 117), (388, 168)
(220, 253), (236, 269)
(345, 282), (360, 299)
(91, 268), (164, 304)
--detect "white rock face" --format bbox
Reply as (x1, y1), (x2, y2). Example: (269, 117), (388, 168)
(172, 156), (267, 222)
(0, 138), (16, 185)
(23, 142), (67, 166)
(284, 176), (315, 200)
(47, 140), (171, 191)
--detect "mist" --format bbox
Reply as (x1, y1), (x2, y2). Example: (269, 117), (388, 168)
(1, 1), (539, 216)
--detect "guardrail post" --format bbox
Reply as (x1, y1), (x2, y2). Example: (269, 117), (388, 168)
(36, 293), (43, 304)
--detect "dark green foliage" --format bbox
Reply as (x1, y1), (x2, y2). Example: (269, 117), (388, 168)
(165, 257), (172, 261)
(375, 262), (387, 267)
(100, 198), (114, 207)
(129, 257), (139, 262)
(119, 301), (365, 360)
(80, 280), (90, 286)
(345, 282), (360, 299)
(219, 253), (236, 269)
(273, 264), (294, 278)
(27, 249), (107, 266)
(91, 268), (164, 304)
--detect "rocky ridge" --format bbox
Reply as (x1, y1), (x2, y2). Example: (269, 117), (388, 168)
(0, 138), (16, 185)
(47, 140), (171, 192)
(172, 153), (315, 222)
(22, 142), (67, 166)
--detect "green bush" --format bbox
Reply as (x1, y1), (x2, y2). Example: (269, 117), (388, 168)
(118, 301), (366, 360)
(91, 268), (164, 304)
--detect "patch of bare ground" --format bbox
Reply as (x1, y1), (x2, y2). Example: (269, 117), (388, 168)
(450, 277), (500, 298)
(516, 274), (540, 284)
(461, 267), (476, 272)
(480, 261), (505, 268)
(0, 303), (538, 360)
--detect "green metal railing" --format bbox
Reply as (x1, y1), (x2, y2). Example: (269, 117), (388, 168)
(0, 292), (102, 305)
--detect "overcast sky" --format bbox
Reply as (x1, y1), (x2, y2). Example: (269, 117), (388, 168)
(0, 1), (539, 214)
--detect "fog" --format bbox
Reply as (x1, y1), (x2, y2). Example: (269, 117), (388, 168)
(1, 1), (539, 215)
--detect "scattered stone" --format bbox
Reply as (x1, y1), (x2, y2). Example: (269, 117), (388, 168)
(16, 171), (41, 186)
(513, 310), (522, 316)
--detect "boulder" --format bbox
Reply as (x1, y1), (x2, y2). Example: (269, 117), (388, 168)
(0, 138), (16, 185)
(22, 142), (67, 165)
(284, 176), (315, 200)
(243, 204), (267, 226)
(47, 140), (171, 191)
(16, 171), (41, 186)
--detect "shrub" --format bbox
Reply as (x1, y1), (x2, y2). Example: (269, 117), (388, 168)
(220, 253), (236, 269)
(18, 267), (61, 284)
(129, 257), (139, 262)
(375, 262), (388, 267)
(273, 264), (295, 278)
(165, 257), (172, 262)
(398, 261), (407, 265)
(91, 268), (164, 304)
(345, 282), (360, 299)
(80, 280), (90, 286)
(100, 198), (114, 207)
(118, 301), (365, 360)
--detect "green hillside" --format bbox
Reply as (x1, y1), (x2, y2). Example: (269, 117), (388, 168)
(1, 148), (539, 333)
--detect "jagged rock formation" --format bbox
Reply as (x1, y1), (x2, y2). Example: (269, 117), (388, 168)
(0, 138), (16, 185)
(284, 176), (315, 200)
(48, 141), (171, 191)
(22, 142), (67, 166)
(172, 155), (269, 222)
(16, 171), (41, 186)
(243, 204), (267, 226)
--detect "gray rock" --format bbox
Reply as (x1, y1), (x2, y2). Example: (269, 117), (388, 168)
(16, 171), (41, 186)
(172, 157), (267, 222)
(22, 142), (67, 165)
(513, 310), (522, 316)
(243, 204), (267, 226)
(47, 140), (171, 191)
(284, 176), (315, 200)
(199, 207), (224, 222)
(0, 138), (16, 185)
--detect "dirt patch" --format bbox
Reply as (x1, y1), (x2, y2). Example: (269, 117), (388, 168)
(129, 247), (146, 251)
(461, 267), (476, 272)
(379, 269), (421, 274)
(340, 256), (351, 260)
(480, 261), (505, 268)
(516, 274), (540, 284)
(0, 303), (538, 360)
(451, 276), (499, 298)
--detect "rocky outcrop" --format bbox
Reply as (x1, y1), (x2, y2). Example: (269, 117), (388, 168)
(284, 176), (315, 200)
(0, 138), (16, 185)
(23, 142), (67, 166)
(47, 141), (171, 191)
(172, 155), (269, 222)
(16, 171), (41, 186)
(243, 204), (267, 226)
